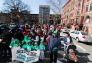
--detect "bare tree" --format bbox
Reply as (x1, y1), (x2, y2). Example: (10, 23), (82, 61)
(3, 0), (30, 23)
(46, 0), (64, 24)
(4, 0), (29, 13)
(47, 0), (63, 14)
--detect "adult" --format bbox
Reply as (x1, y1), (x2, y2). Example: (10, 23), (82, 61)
(48, 31), (61, 63)
(1, 27), (12, 60)
(63, 32), (73, 53)
(23, 24), (31, 36)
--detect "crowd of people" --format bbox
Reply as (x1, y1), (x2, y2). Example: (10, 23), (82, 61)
(0, 24), (73, 63)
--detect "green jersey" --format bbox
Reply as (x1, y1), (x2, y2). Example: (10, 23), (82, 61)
(10, 39), (20, 47)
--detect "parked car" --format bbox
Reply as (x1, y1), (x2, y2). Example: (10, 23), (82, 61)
(70, 30), (92, 43)
(60, 31), (67, 37)
(61, 28), (71, 33)
(9, 23), (17, 29)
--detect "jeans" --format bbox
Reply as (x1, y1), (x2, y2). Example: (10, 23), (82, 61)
(50, 51), (58, 63)
(39, 50), (45, 60)
(1, 43), (11, 57)
(11, 47), (20, 61)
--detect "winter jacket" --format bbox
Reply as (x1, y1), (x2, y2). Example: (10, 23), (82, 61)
(63, 36), (73, 44)
(22, 44), (33, 51)
(39, 43), (45, 50)
(22, 35), (32, 43)
(48, 36), (61, 52)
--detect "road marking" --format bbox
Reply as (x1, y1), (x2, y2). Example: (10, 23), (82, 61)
(76, 44), (86, 52)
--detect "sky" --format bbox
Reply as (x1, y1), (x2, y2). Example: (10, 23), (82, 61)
(0, 0), (67, 14)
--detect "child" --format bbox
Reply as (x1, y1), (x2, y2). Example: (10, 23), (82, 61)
(39, 37), (45, 61)
(22, 35), (33, 51)
(10, 38), (20, 62)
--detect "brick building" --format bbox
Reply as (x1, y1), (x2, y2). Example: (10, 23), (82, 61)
(30, 14), (39, 24)
(0, 13), (11, 23)
(62, 0), (92, 35)
(82, 0), (92, 35)
(0, 13), (39, 24)
(0, 13), (59, 25)
(62, 0), (84, 25)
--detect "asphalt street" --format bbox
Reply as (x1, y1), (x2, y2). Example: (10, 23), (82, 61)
(58, 38), (92, 63)
(74, 42), (92, 63)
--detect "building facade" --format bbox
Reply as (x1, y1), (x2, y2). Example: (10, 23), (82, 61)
(0, 13), (39, 24)
(0, 13), (57, 25)
(0, 13), (11, 23)
(39, 5), (50, 24)
(82, 0), (92, 34)
(30, 14), (39, 24)
(62, 0), (92, 35)
(62, 0), (84, 25)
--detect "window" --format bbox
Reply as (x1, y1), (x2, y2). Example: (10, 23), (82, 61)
(86, 5), (89, 12)
(87, 0), (89, 2)
(90, 3), (92, 11)
(78, 2), (81, 7)
(77, 11), (80, 15)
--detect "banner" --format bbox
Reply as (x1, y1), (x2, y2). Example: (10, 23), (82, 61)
(16, 48), (40, 63)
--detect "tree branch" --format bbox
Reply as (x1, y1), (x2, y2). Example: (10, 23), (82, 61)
(47, 0), (63, 14)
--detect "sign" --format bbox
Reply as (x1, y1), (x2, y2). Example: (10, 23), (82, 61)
(16, 48), (40, 63)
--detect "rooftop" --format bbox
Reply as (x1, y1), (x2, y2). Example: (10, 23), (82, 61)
(39, 5), (50, 8)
